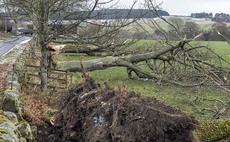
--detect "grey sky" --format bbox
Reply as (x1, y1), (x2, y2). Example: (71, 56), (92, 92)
(119, 0), (230, 16)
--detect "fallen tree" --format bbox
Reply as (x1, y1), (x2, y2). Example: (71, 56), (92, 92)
(56, 37), (230, 89)
(50, 1), (230, 91)
(58, 37), (139, 57)
(51, 76), (198, 142)
(60, 45), (114, 56)
(60, 45), (142, 57)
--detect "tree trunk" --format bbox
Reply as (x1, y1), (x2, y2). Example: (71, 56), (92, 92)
(61, 45), (101, 53)
(40, 42), (48, 90)
(56, 53), (196, 86)
(60, 45), (149, 57)
(56, 43), (181, 72)
(39, 0), (49, 90)
(61, 45), (113, 56)
(56, 40), (212, 87)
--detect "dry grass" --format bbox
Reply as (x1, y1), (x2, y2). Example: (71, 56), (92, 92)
(22, 93), (48, 124)
(22, 88), (60, 125)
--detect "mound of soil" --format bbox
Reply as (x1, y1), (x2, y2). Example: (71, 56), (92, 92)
(51, 77), (198, 142)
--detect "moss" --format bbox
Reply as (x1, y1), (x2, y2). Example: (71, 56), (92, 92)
(16, 112), (24, 121)
(16, 121), (28, 127)
(20, 137), (27, 142)
(0, 115), (7, 123)
(0, 139), (5, 142)
(30, 126), (37, 139)
(197, 119), (230, 141)
(43, 108), (58, 123)
(2, 96), (18, 113)
(15, 129), (21, 137)
(2, 111), (18, 124)
(16, 121), (35, 141)
(0, 110), (4, 115)
(0, 128), (8, 134)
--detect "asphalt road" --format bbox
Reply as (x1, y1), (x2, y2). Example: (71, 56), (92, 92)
(0, 36), (31, 58)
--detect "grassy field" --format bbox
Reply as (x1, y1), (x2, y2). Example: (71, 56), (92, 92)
(58, 40), (230, 120)
(125, 16), (230, 34)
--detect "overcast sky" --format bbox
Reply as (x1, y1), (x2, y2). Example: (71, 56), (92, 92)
(118, 0), (230, 16)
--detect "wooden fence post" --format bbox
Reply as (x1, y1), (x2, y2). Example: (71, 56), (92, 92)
(11, 64), (15, 90)
(65, 70), (68, 88)
(23, 64), (73, 89)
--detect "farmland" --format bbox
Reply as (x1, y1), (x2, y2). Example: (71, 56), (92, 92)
(127, 16), (230, 31)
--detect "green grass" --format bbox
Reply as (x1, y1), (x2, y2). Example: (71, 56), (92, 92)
(89, 67), (230, 119)
(208, 41), (230, 58)
(59, 40), (230, 120)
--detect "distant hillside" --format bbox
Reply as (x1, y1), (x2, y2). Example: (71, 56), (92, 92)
(152, 16), (219, 30)
(191, 12), (230, 23)
(90, 9), (170, 19)
(61, 9), (169, 20)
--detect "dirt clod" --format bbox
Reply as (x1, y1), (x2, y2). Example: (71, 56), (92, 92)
(50, 77), (198, 142)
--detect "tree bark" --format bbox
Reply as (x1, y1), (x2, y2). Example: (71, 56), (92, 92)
(58, 40), (191, 65)
(60, 45), (152, 57)
(56, 41), (185, 72)
(61, 45), (113, 56)
(40, 42), (48, 90)
(61, 45), (101, 53)
(39, 0), (49, 90)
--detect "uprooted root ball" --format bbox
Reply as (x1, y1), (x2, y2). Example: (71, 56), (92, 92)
(52, 77), (198, 142)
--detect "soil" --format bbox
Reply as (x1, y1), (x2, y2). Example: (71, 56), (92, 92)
(39, 76), (198, 142)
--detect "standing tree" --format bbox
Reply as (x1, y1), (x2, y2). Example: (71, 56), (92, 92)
(4, 0), (93, 89)
(3, 0), (139, 90)
(167, 17), (185, 39)
(209, 22), (230, 41)
(182, 21), (200, 39)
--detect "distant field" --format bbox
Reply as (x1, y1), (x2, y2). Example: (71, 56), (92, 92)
(125, 16), (230, 32)
(59, 40), (230, 120)
(127, 40), (230, 61)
